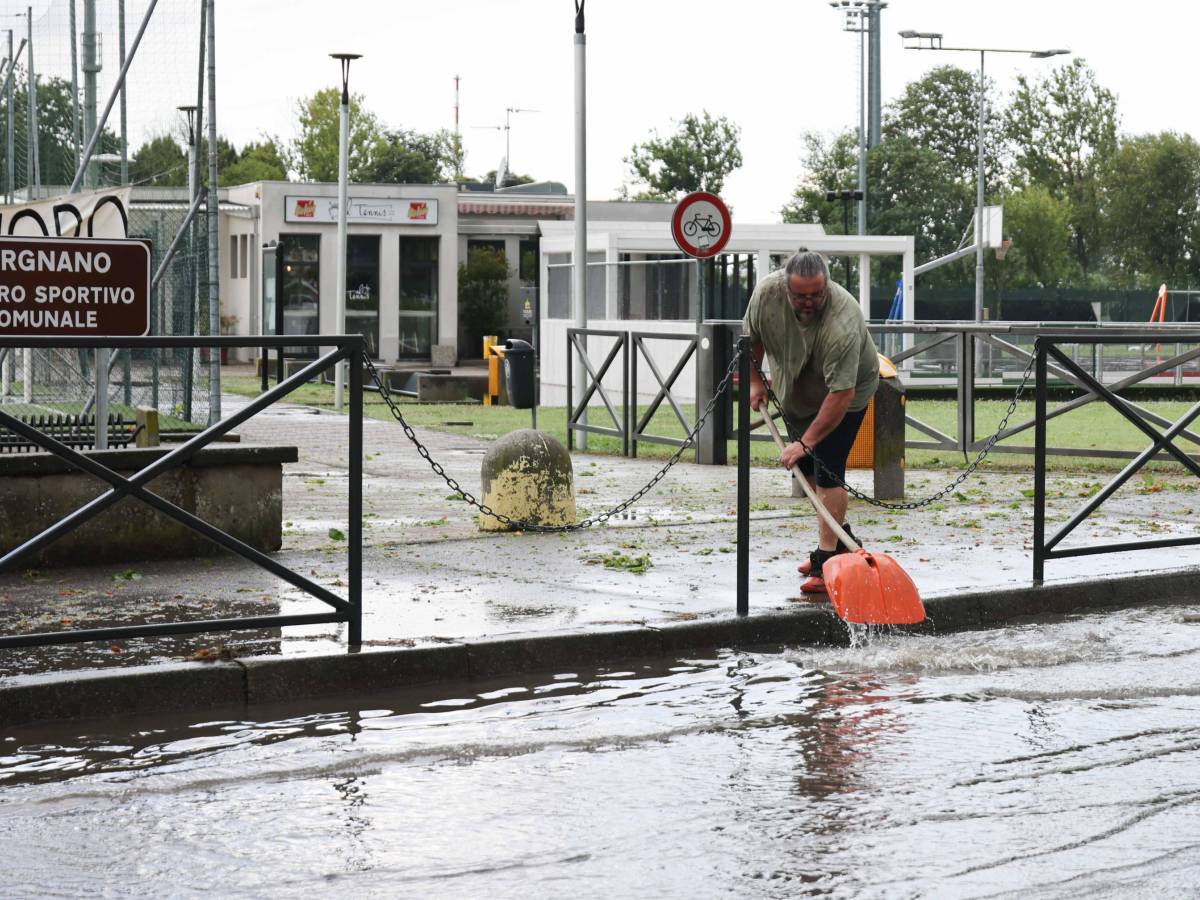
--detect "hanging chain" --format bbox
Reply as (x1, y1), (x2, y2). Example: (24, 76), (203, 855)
(362, 346), (745, 533)
(753, 351), (1038, 511)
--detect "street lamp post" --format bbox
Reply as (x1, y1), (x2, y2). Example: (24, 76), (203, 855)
(900, 30), (1069, 322)
(330, 52), (360, 413)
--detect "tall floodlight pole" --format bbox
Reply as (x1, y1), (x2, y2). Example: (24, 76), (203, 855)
(573, 0), (587, 448)
(331, 52), (360, 414)
(6, 30), (13, 204)
(900, 31), (1069, 323)
(832, 1), (884, 311)
(118, 0), (127, 184)
(868, 1), (885, 148)
(25, 8), (34, 198)
(205, 0), (219, 424)
(69, 3), (79, 172)
(82, 0), (97, 189)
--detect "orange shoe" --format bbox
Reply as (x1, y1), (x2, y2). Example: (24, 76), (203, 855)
(800, 574), (826, 594)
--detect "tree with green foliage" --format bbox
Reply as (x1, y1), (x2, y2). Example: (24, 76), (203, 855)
(129, 134), (187, 186)
(623, 111), (742, 200)
(480, 169), (536, 189)
(780, 130), (859, 230)
(363, 128), (463, 184)
(992, 184), (1074, 289)
(1101, 132), (1200, 288)
(884, 65), (1005, 191)
(288, 87), (384, 183)
(221, 138), (288, 185)
(0, 71), (120, 191)
(457, 247), (511, 350)
(1005, 59), (1119, 279)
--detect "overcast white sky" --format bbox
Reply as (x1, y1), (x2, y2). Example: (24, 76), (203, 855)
(9, 1), (1194, 222)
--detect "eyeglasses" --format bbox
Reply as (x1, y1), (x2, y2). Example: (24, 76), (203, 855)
(788, 289), (827, 304)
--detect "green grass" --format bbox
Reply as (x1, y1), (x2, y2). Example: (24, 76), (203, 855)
(221, 374), (1200, 474)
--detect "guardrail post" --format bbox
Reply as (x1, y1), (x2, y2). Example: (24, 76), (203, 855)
(1033, 338), (1047, 584)
(873, 375), (906, 499)
(697, 322), (729, 465)
(348, 339), (363, 647)
(957, 329), (975, 455)
(736, 335), (750, 617)
(566, 329), (574, 451)
(623, 331), (630, 458)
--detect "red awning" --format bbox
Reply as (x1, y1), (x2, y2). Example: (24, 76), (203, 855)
(458, 201), (572, 218)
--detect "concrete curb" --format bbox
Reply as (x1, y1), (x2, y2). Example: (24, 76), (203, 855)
(3, 567), (1197, 729)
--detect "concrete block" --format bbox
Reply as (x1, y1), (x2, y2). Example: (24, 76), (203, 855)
(416, 372), (487, 402)
(431, 344), (457, 368)
(241, 645), (471, 705)
(0, 446), (295, 566)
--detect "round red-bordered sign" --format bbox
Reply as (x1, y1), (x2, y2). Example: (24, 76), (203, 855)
(671, 191), (732, 258)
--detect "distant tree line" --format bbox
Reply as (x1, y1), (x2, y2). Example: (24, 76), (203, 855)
(784, 59), (1200, 294)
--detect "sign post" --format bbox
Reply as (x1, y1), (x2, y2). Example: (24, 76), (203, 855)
(671, 191), (732, 321)
(0, 236), (151, 449)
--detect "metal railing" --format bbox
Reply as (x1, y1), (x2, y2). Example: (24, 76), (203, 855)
(630, 331), (699, 459)
(1032, 331), (1200, 583)
(869, 321), (1200, 462)
(566, 328), (629, 455)
(0, 335), (363, 651)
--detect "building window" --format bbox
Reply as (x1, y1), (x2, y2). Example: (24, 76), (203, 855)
(618, 253), (693, 321)
(547, 252), (570, 319)
(399, 236), (439, 359)
(278, 234), (320, 357)
(229, 235), (239, 279)
(239, 235), (249, 280)
(346, 235), (381, 358)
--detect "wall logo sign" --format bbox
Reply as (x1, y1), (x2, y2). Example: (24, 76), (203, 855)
(0, 237), (150, 336)
(285, 196), (439, 225)
(671, 191), (732, 259)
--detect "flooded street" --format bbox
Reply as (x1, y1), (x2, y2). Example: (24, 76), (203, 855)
(4, 603), (1200, 898)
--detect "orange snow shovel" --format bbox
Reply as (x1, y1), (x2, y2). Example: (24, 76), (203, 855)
(762, 413), (925, 626)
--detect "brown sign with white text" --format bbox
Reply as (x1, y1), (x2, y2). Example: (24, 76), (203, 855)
(0, 237), (150, 336)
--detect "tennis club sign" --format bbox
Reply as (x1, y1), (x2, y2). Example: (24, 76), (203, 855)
(0, 237), (150, 336)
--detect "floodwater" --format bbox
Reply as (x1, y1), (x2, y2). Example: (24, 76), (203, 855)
(4, 603), (1200, 898)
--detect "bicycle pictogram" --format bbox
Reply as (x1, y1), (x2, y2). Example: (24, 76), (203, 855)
(682, 212), (722, 239)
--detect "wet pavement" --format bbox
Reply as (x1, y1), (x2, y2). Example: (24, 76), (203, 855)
(2, 389), (1199, 680)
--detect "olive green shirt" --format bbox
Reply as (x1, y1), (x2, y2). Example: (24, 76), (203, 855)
(741, 270), (879, 422)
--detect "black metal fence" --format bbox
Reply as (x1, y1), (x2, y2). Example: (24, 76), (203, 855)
(0, 335), (364, 650)
(1032, 330), (1200, 583)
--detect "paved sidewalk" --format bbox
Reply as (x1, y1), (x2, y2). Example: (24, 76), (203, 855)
(2, 390), (1199, 681)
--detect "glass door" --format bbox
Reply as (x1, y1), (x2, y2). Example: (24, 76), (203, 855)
(278, 234), (320, 357)
(346, 235), (380, 358)
(398, 236), (438, 359)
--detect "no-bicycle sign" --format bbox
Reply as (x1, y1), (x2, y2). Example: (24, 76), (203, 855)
(671, 191), (732, 259)
(0, 236), (150, 337)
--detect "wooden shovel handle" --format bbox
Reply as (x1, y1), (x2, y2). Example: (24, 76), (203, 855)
(760, 411), (861, 553)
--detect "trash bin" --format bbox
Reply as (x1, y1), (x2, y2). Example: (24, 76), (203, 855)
(503, 339), (536, 410)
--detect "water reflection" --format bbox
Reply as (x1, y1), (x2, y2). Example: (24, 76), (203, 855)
(2, 604), (1200, 897)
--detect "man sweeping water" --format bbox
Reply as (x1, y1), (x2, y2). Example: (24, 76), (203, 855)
(744, 248), (879, 594)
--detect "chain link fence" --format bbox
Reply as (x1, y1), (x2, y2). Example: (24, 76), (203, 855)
(0, 0), (209, 436)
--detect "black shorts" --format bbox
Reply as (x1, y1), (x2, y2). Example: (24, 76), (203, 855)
(788, 407), (868, 488)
